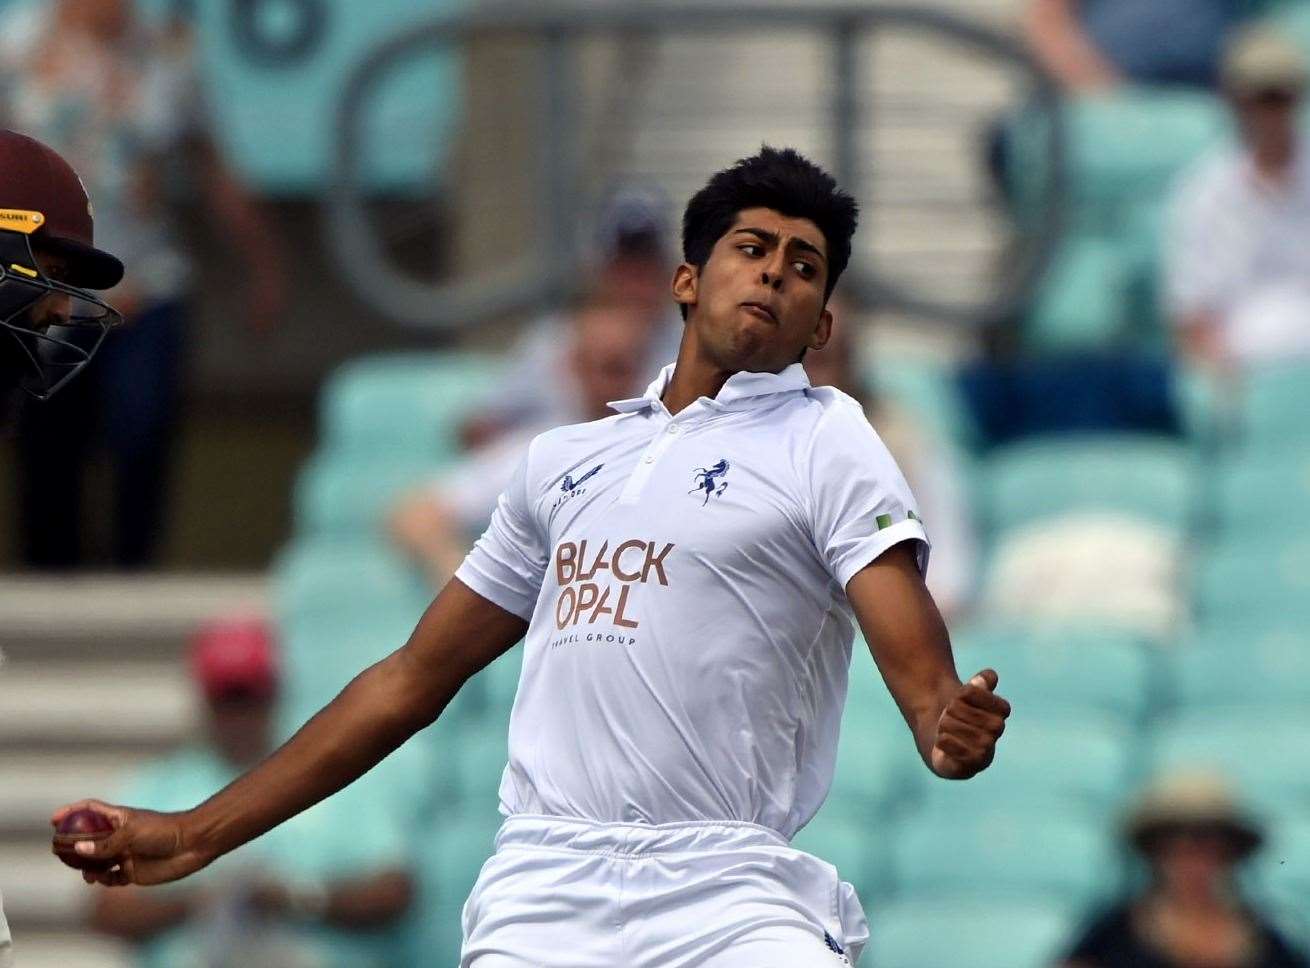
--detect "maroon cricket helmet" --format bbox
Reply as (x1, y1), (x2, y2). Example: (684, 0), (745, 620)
(0, 129), (124, 289)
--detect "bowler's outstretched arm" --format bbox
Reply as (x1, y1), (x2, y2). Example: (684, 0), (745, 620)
(53, 578), (527, 886)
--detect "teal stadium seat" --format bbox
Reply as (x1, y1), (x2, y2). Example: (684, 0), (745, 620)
(1150, 709), (1310, 819)
(1252, 817), (1310, 913)
(789, 812), (886, 904)
(1007, 92), (1224, 351)
(830, 643), (927, 820)
(1025, 235), (1130, 351)
(1173, 626), (1310, 711)
(470, 644), (524, 720)
(953, 624), (1160, 724)
(1214, 447), (1310, 539)
(886, 809), (1112, 907)
(451, 721), (511, 813)
(1273, 1), (1310, 65)
(983, 436), (1195, 535)
(187, 0), (465, 192)
(1194, 538), (1310, 625)
(411, 810), (502, 963)
(321, 352), (504, 460)
(1008, 91), (1224, 219)
(1237, 363), (1310, 453)
(272, 536), (431, 623)
(294, 451), (446, 535)
(913, 712), (1136, 818)
(865, 898), (1076, 968)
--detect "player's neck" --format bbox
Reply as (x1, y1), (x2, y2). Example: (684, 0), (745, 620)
(661, 336), (735, 416)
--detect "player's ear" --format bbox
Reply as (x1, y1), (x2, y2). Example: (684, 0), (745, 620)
(672, 263), (698, 313)
(809, 307), (833, 352)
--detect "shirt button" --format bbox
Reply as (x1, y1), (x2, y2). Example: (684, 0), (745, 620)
(644, 455), (655, 464)
(667, 425), (680, 434)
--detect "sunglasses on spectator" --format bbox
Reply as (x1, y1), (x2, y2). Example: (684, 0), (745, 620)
(1241, 86), (1301, 107)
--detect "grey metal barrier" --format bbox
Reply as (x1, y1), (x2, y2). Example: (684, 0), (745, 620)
(326, 2), (1065, 332)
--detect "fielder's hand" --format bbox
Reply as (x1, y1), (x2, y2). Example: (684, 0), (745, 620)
(929, 669), (1010, 780)
(51, 799), (213, 887)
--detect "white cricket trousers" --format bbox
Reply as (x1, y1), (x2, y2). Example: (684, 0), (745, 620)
(460, 815), (868, 967)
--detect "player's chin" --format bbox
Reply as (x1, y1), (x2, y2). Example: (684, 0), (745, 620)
(723, 327), (783, 370)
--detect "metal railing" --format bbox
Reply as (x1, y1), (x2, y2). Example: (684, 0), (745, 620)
(326, 2), (1064, 332)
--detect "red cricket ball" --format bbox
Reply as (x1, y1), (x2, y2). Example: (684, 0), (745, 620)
(52, 808), (116, 872)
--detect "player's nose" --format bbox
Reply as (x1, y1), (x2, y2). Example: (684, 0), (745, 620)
(32, 291), (71, 331)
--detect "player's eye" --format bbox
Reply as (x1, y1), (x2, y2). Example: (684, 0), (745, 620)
(793, 261), (816, 278)
(739, 243), (762, 257)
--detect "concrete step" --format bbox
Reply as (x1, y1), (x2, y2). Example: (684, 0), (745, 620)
(0, 752), (148, 837)
(0, 662), (196, 752)
(0, 842), (92, 928)
(0, 575), (267, 663)
(3, 929), (132, 968)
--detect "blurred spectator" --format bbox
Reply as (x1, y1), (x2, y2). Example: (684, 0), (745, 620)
(1024, 0), (1255, 92)
(92, 617), (414, 968)
(458, 182), (680, 450)
(1164, 25), (1310, 372)
(390, 297), (652, 585)
(1062, 772), (1308, 968)
(0, 0), (287, 569)
(802, 299), (977, 619)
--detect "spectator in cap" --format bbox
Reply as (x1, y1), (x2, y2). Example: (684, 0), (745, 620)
(459, 182), (681, 451)
(1062, 772), (1308, 968)
(1164, 24), (1310, 371)
(91, 617), (416, 968)
(1, 0), (288, 569)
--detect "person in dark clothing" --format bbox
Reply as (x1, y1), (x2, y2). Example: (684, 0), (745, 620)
(0, 126), (125, 968)
(1063, 772), (1308, 968)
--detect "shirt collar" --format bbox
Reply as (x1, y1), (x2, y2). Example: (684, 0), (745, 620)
(608, 361), (812, 414)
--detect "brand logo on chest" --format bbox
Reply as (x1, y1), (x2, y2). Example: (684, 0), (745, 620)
(689, 458), (730, 505)
(550, 463), (603, 518)
(552, 538), (674, 631)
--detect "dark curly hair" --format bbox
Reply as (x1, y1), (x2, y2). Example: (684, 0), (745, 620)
(681, 146), (859, 315)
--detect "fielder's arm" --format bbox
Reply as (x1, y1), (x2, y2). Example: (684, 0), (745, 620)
(845, 542), (1010, 780)
(53, 578), (527, 886)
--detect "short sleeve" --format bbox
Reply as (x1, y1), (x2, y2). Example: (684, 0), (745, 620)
(454, 437), (549, 620)
(806, 397), (930, 589)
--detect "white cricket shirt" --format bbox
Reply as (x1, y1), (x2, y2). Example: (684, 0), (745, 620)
(455, 362), (929, 839)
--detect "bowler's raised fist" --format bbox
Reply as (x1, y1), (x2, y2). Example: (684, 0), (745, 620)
(930, 668), (1010, 780)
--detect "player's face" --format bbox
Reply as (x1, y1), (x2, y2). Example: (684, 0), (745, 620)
(28, 249), (73, 331)
(674, 207), (832, 373)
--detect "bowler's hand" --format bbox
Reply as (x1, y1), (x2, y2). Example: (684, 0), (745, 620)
(929, 669), (1010, 780)
(51, 799), (214, 887)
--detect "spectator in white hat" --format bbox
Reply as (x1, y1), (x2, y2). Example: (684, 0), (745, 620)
(1164, 25), (1310, 371)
